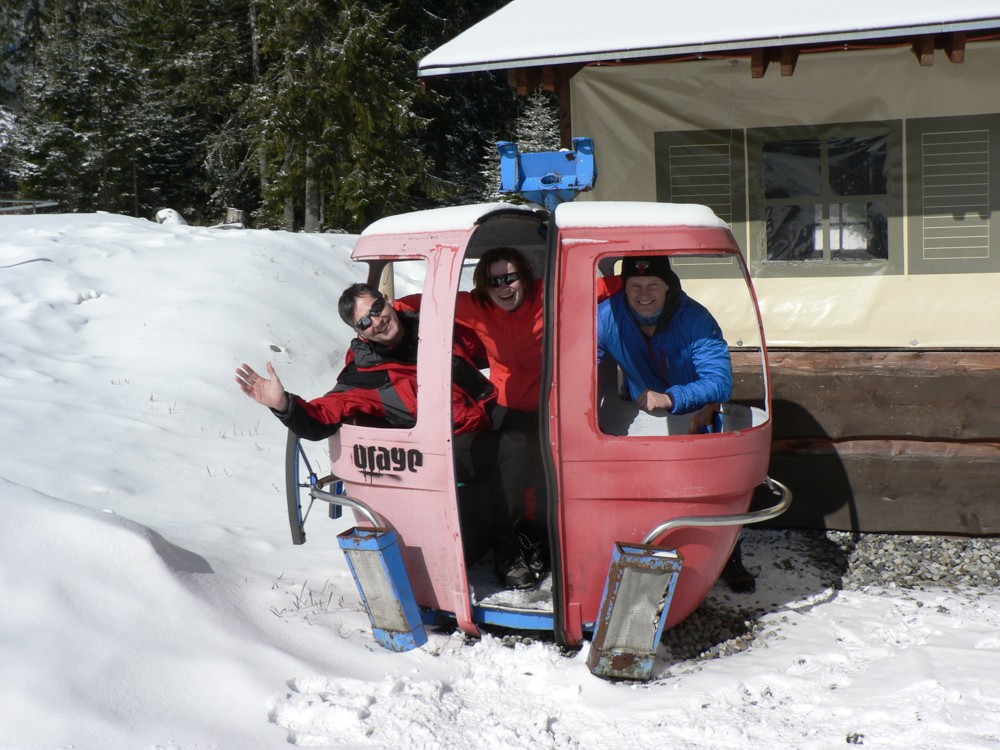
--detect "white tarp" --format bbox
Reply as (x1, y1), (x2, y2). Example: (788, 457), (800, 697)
(570, 41), (1000, 347)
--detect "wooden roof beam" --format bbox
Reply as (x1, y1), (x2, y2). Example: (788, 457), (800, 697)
(751, 48), (768, 78)
(944, 31), (967, 64)
(912, 32), (967, 66)
(912, 35), (935, 66)
(509, 67), (542, 96)
(780, 47), (800, 76)
(751, 46), (800, 78)
(509, 64), (582, 94)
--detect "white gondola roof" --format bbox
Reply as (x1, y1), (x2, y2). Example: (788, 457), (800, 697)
(555, 201), (728, 230)
(361, 201), (728, 237)
(360, 203), (535, 236)
(419, 0), (1000, 76)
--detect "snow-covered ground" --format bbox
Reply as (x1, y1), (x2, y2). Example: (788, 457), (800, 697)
(2, 212), (999, 749)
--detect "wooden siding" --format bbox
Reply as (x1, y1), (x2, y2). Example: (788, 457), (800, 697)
(733, 350), (1000, 535)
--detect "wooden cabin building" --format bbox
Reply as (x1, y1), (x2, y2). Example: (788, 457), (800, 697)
(419, 1), (1000, 535)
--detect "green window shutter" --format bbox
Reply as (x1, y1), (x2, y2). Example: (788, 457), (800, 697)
(906, 114), (1000, 275)
(654, 129), (748, 279)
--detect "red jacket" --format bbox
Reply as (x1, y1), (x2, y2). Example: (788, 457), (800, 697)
(455, 279), (621, 412)
(401, 279), (620, 413)
(455, 284), (545, 412)
(399, 284), (545, 412)
(275, 304), (495, 440)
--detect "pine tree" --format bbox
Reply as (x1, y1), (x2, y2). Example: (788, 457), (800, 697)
(134, 0), (258, 220)
(396, 0), (517, 208)
(317, 2), (437, 231)
(12, 0), (105, 210)
(479, 87), (561, 202)
(1, 0), (41, 105)
(248, 0), (520, 232)
(9, 0), (259, 220)
(248, 0), (340, 230)
(5, 0), (522, 225)
(11, 0), (176, 214)
(247, 0), (433, 232)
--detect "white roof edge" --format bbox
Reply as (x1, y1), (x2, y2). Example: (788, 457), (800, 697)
(555, 201), (729, 230)
(359, 202), (535, 237)
(419, 18), (1000, 77)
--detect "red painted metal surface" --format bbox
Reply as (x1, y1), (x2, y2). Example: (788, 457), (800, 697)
(319, 203), (772, 646)
(328, 220), (484, 637)
(547, 217), (772, 645)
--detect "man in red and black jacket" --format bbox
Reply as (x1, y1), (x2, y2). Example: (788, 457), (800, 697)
(236, 283), (538, 590)
(247, 283), (495, 440)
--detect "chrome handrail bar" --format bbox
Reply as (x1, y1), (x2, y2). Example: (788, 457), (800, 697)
(310, 485), (387, 529)
(642, 476), (792, 546)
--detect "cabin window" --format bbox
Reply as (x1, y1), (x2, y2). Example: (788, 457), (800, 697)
(747, 121), (903, 276)
(656, 115), (1000, 278)
(654, 121), (904, 278)
(761, 134), (889, 262)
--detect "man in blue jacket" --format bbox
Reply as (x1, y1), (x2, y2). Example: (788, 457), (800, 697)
(597, 255), (754, 592)
(598, 255), (733, 429)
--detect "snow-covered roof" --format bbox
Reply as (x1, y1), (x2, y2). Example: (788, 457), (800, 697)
(555, 201), (728, 230)
(359, 201), (727, 237)
(359, 203), (535, 237)
(419, 0), (1000, 76)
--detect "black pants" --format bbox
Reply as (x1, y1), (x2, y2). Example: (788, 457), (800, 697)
(454, 424), (532, 549)
(493, 408), (547, 536)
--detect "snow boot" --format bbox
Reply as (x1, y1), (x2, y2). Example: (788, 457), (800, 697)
(518, 533), (549, 582)
(721, 539), (756, 593)
(494, 540), (534, 590)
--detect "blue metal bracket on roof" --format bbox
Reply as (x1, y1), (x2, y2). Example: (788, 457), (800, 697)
(497, 137), (597, 211)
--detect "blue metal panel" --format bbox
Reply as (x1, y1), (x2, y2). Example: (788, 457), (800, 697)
(587, 542), (684, 681)
(371, 626), (425, 651)
(471, 606), (556, 631)
(338, 527), (428, 651)
(416, 601), (555, 631)
(328, 479), (344, 519)
(497, 137), (597, 211)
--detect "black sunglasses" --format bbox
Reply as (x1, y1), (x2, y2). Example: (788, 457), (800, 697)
(487, 272), (519, 288)
(354, 296), (386, 331)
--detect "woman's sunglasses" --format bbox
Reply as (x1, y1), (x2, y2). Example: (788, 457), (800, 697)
(354, 296), (386, 331)
(487, 272), (519, 288)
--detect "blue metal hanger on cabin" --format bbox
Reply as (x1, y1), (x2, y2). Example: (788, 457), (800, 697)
(497, 137), (597, 211)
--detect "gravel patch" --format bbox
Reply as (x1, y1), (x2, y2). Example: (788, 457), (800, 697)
(830, 531), (1000, 591)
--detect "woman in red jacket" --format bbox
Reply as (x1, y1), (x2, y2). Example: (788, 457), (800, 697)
(457, 246), (621, 410)
(396, 247), (548, 583)
(460, 247), (544, 413)
(457, 247), (548, 579)
(393, 250), (616, 586)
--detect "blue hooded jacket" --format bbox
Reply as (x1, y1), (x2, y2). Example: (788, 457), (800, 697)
(597, 290), (733, 414)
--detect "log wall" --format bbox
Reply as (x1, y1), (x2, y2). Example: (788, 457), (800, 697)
(732, 350), (1000, 536)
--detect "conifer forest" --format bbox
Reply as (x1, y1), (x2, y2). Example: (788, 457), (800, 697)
(0, 0), (558, 231)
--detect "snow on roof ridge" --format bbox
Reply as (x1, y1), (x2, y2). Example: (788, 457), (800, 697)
(360, 203), (535, 236)
(555, 200), (729, 229)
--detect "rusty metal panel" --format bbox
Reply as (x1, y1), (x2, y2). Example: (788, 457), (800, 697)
(587, 543), (684, 681)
